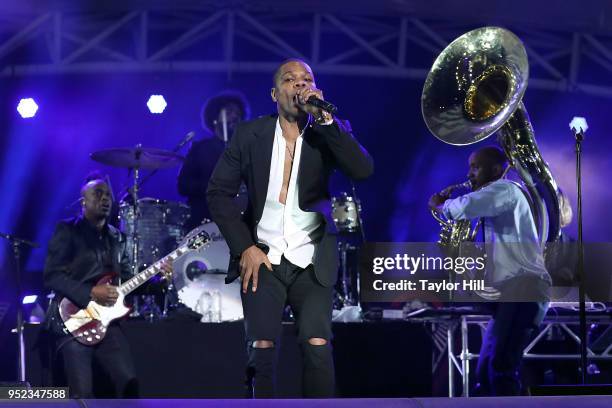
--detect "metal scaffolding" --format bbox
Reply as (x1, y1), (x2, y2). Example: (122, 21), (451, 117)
(1, 2), (612, 97)
(446, 313), (612, 397)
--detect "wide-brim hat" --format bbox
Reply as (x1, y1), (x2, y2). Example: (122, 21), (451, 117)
(202, 90), (250, 132)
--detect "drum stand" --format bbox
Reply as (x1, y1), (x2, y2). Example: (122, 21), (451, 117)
(127, 147), (142, 278)
(335, 181), (366, 309)
(337, 240), (359, 307)
(123, 148), (145, 318)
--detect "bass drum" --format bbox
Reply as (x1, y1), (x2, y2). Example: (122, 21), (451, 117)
(172, 221), (243, 321)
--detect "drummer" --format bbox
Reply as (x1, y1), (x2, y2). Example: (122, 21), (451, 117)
(177, 90), (251, 230)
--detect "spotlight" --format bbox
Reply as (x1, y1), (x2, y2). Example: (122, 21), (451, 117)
(147, 95), (167, 114)
(22, 295), (38, 305)
(569, 117), (588, 135)
(17, 98), (38, 118)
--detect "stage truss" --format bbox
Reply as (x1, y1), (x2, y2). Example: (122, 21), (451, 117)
(1, 4), (612, 97)
(440, 312), (612, 397)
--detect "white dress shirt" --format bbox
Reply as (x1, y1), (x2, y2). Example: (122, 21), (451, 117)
(442, 179), (551, 285)
(257, 119), (324, 267)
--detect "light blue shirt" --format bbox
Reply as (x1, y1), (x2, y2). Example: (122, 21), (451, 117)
(442, 179), (551, 286)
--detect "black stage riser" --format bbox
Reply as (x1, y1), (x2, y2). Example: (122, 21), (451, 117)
(23, 320), (432, 398)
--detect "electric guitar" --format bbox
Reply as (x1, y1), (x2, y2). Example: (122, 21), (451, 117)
(59, 229), (209, 345)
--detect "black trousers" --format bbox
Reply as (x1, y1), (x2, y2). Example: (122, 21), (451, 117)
(475, 301), (548, 396)
(241, 256), (335, 398)
(56, 324), (138, 398)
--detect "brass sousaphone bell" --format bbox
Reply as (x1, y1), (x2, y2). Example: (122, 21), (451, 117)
(422, 27), (561, 245)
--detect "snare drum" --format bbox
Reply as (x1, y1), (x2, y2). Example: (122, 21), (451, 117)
(331, 193), (361, 233)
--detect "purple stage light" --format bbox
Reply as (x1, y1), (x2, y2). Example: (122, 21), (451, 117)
(147, 95), (167, 114)
(16, 98), (39, 118)
(22, 295), (38, 304)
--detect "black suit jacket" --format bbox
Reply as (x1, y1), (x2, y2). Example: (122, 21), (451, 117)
(43, 216), (132, 334)
(207, 114), (373, 287)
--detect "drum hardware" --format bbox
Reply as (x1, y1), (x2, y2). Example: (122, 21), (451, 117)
(90, 146), (184, 170)
(129, 296), (141, 318)
(127, 277), (177, 321)
(335, 241), (359, 309)
(91, 144), (187, 318)
(139, 294), (162, 322)
(113, 134), (192, 204)
(92, 144), (174, 275)
(118, 197), (190, 319)
(123, 131), (194, 198)
(130, 158), (141, 277)
(332, 182), (366, 312)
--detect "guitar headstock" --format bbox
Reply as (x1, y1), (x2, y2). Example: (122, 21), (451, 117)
(186, 230), (210, 250)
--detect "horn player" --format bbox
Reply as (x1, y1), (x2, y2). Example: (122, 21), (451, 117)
(428, 146), (551, 396)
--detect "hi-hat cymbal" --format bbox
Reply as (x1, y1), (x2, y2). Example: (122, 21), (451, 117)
(90, 147), (184, 170)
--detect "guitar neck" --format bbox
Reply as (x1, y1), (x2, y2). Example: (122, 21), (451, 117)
(119, 246), (186, 296)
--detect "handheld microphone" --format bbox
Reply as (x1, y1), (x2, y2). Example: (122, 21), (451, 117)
(306, 96), (338, 114)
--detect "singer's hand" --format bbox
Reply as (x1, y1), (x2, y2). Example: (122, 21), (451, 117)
(240, 245), (273, 294)
(295, 87), (327, 118)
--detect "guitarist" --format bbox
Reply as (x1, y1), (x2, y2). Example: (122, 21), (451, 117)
(43, 178), (139, 398)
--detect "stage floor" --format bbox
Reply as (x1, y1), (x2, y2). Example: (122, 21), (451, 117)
(2, 396), (612, 408)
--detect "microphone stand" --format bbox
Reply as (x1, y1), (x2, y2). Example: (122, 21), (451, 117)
(573, 127), (588, 384)
(0, 232), (38, 384)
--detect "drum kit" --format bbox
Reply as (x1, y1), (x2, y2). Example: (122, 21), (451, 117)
(90, 145), (240, 322)
(90, 144), (366, 322)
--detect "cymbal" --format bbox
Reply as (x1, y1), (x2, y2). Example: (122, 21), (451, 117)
(90, 147), (184, 170)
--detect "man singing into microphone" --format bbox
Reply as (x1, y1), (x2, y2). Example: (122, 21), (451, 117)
(207, 59), (373, 397)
